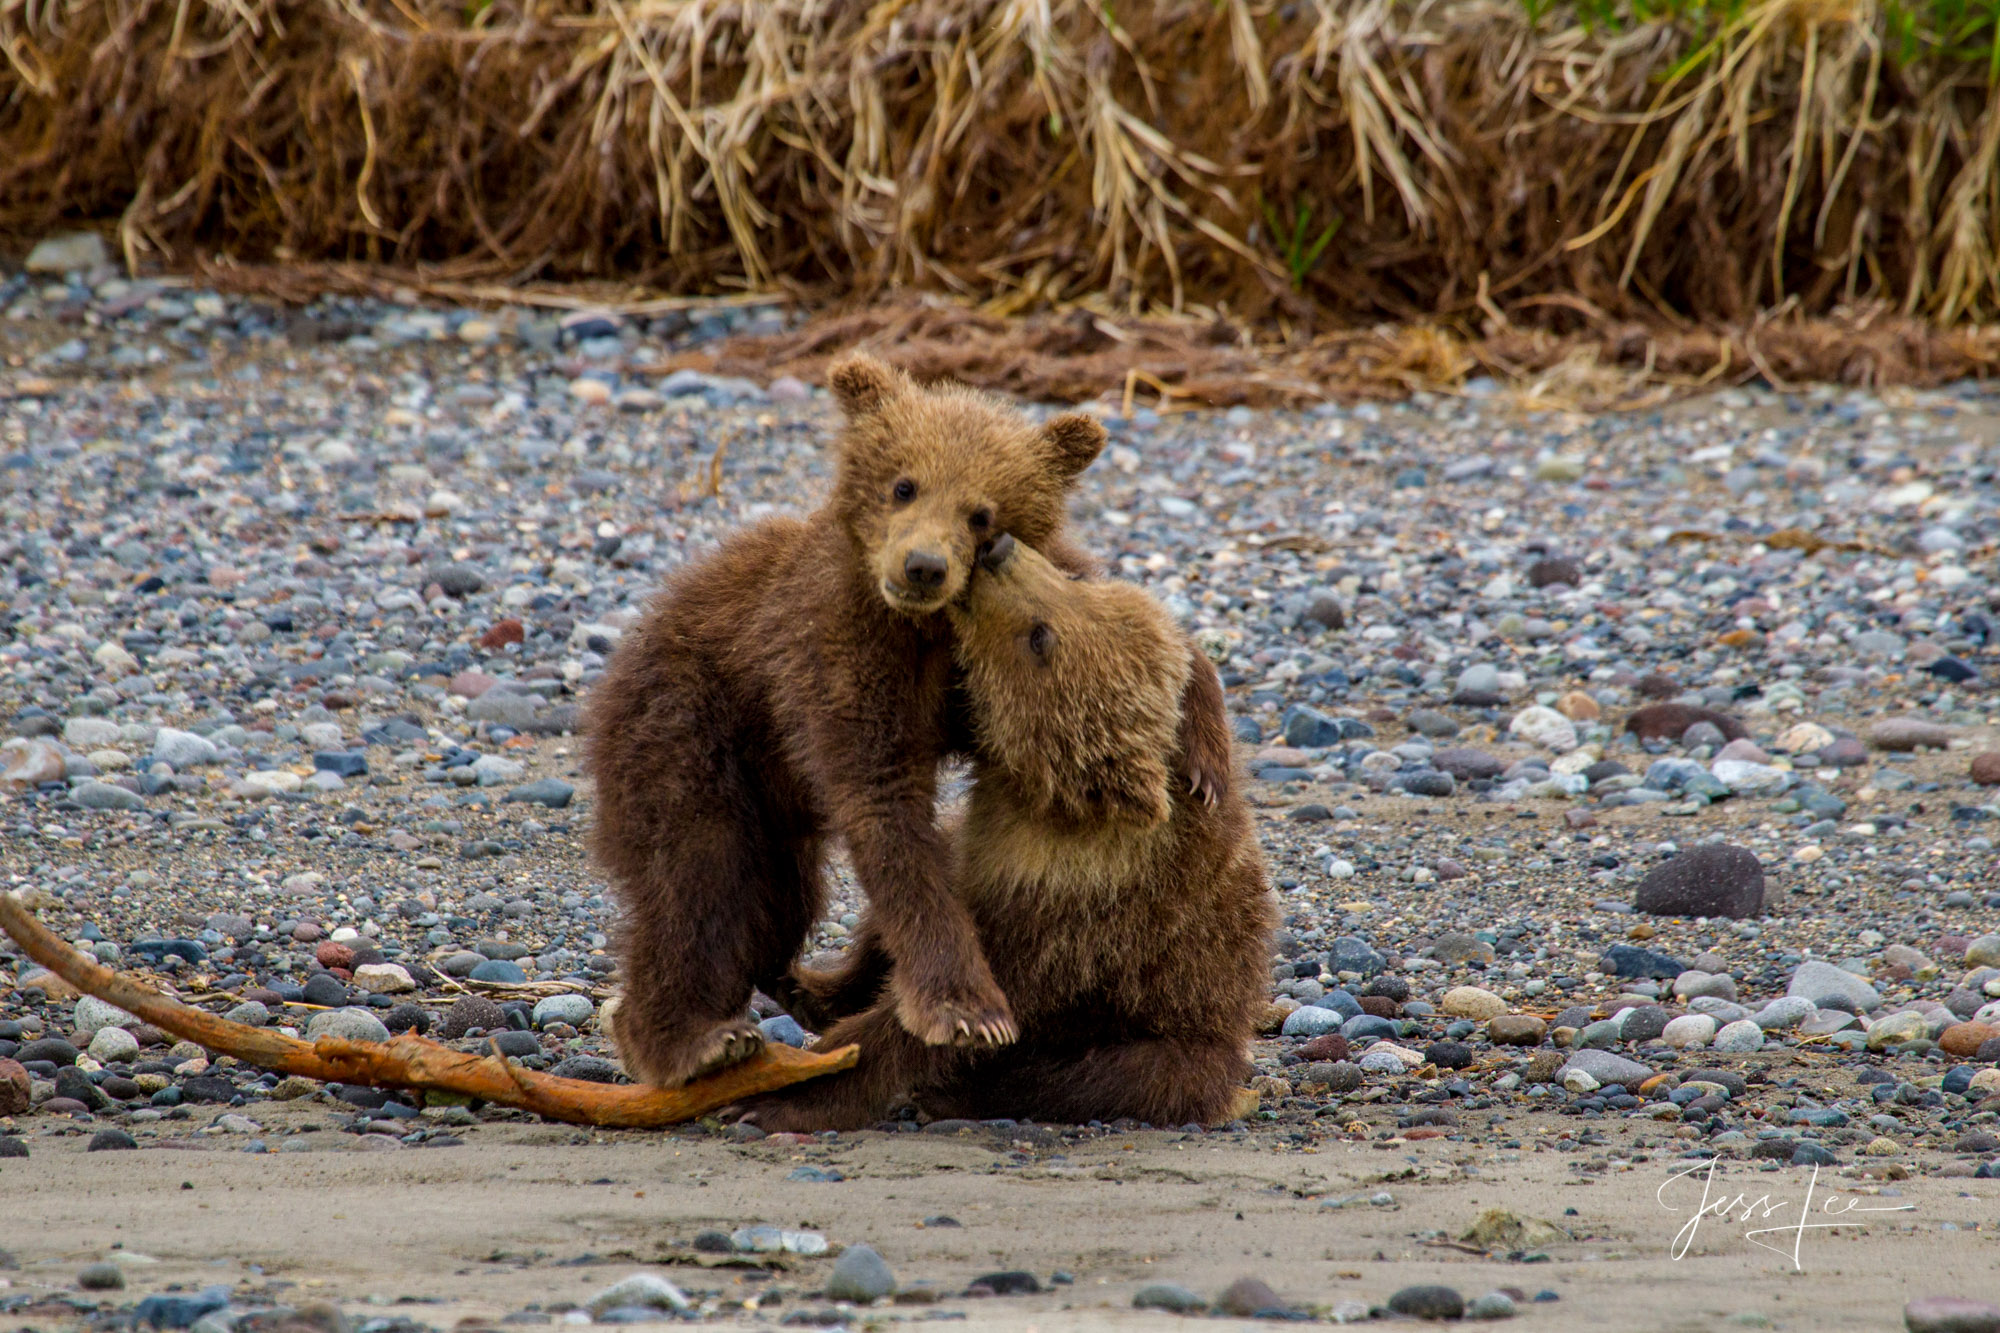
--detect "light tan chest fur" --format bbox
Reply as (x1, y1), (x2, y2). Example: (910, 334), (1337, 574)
(953, 789), (1175, 917)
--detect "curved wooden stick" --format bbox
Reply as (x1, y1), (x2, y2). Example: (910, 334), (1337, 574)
(0, 892), (855, 1127)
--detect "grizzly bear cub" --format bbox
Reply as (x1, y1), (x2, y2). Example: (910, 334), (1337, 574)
(585, 356), (1232, 1087)
(731, 536), (1275, 1130)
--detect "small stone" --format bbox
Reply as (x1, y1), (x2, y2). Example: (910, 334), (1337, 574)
(72, 781), (144, 811)
(1942, 1023), (1997, 1057)
(1558, 1049), (1653, 1086)
(351, 963), (416, 995)
(431, 563), (486, 598)
(1133, 1284), (1206, 1314)
(87, 1026), (139, 1063)
(74, 995), (140, 1036)
(1973, 754), (2000, 786)
(1788, 960), (1883, 1012)
(1619, 1006), (1671, 1043)
(1214, 1277), (1286, 1318)
(1711, 1020), (1764, 1053)
(532, 994), (594, 1029)
(151, 728), (219, 769)
(1425, 1041), (1474, 1069)
(1297, 1033), (1351, 1062)
(1774, 723), (1835, 754)
(826, 1244), (896, 1303)
(1303, 596), (1346, 630)
(947, 1269), (1036, 1297)
(305, 1008), (391, 1044)
(1626, 704), (1747, 742)
(1281, 1005), (1345, 1037)
(1, 738), (65, 789)
(1904, 1296), (2000, 1333)
(1487, 1015), (1546, 1046)
(78, 1262), (126, 1291)
(1633, 845), (1765, 920)
(1867, 1011), (1930, 1051)
(301, 973), (348, 1008)
(0, 1059), (30, 1115)
(1871, 718), (1957, 752)
(1600, 944), (1689, 979)
(1556, 690), (1600, 722)
(382, 1004), (429, 1036)
(442, 995), (506, 1039)
(1435, 933), (1495, 965)
(1466, 1291), (1519, 1320)
(1526, 557), (1582, 588)
(505, 778), (575, 808)
(1441, 986), (1507, 1020)
(87, 1128), (138, 1151)
(1387, 1285), (1465, 1320)
(469, 958), (528, 984)
(1433, 748), (1504, 781)
(1663, 1014), (1718, 1048)
(1508, 706), (1578, 752)
(26, 232), (108, 273)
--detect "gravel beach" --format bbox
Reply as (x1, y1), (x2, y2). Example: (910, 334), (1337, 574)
(3, 255), (2000, 1330)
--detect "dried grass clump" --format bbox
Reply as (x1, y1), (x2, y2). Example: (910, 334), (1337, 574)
(11, 0), (2000, 329)
(649, 296), (2000, 410)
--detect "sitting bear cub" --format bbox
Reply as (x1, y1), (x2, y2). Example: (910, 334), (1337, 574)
(737, 536), (1275, 1129)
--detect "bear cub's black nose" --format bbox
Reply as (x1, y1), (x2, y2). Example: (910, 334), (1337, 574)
(904, 550), (948, 588)
(976, 533), (1016, 574)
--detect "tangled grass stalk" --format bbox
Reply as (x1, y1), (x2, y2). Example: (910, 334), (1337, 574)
(7, 0), (2000, 326)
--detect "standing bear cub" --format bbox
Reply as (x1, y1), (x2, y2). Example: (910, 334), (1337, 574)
(584, 356), (1233, 1086)
(731, 535), (1275, 1130)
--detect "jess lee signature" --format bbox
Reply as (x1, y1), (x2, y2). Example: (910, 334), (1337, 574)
(1657, 1158), (1915, 1269)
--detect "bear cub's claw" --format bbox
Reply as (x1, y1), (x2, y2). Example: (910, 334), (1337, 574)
(607, 1005), (764, 1087)
(686, 1022), (766, 1081)
(896, 986), (1018, 1049)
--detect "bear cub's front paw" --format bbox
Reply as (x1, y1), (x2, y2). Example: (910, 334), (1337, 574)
(892, 974), (1018, 1049)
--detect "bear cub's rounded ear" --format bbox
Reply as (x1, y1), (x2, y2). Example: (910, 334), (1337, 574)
(1040, 412), (1107, 479)
(826, 354), (902, 419)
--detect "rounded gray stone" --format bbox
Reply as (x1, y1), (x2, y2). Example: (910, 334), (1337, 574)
(305, 1008), (391, 1043)
(826, 1244), (896, 1303)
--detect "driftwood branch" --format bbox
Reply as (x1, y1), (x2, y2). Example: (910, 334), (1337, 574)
(0, 892), (855, 1127)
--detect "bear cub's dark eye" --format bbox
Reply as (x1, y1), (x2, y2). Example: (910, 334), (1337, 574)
(892, 478), (917, 503)
(1028, 623), (1054, 660)
(969, 507), (993, 532)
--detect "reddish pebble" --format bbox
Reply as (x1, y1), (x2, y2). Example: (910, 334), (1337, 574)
(449, 669), (498, 699)
(1359, 995), (1400, 1018)
(1940, 1022), (1997, 1058)
(1297, 1033), (1350, 1062)
(0, 1058), (30, 1115)
(1625, 702), (1748, 742)
(480, 619), (526, 650)
(316, 942), (356, 970)
(1972, 753), (2000, 786)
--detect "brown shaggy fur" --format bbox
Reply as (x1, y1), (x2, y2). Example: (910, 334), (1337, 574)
(734, 538), (1275, 1129)
(584, 356), (1232, 1086)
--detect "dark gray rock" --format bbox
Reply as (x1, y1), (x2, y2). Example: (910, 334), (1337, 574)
(1633, 844), (1765, 919)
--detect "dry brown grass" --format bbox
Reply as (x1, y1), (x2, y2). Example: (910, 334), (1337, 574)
(638, 295), (2000, 410)
(9, 0), (2000, 333)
